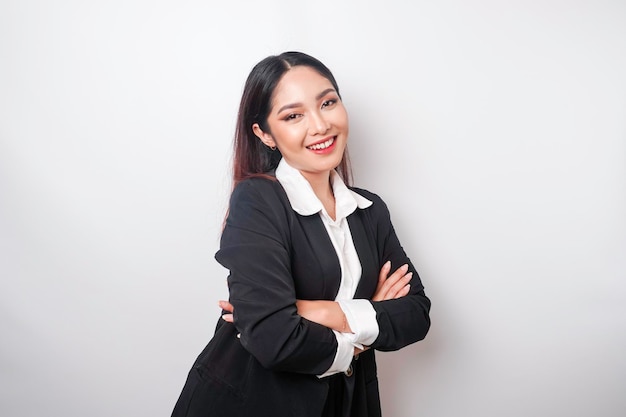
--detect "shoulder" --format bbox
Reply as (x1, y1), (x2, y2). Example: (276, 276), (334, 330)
(231, 176), (285, 204)
(228, 177), (291, 221)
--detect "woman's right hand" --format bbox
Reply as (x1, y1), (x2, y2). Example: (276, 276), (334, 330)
(371, 261), (412, 302)
(219, 300), (234, 323)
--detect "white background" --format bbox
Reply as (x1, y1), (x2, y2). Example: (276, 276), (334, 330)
(1, 1), (625, 416)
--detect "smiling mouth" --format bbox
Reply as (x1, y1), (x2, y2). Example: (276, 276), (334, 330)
(307, 137), (335, 150)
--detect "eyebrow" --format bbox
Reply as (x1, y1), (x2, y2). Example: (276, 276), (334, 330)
(276, 88), (337, 115)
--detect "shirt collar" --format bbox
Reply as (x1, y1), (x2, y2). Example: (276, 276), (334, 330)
(275, 158), (372, 218)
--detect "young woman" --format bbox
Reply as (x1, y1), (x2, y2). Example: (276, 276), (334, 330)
(171, 51), (431, 417)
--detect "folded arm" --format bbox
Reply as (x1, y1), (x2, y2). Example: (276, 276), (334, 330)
(221, 259), (413, 355)
(216, 180), (339, 375)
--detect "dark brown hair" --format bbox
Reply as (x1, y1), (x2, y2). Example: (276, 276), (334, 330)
(231, 51), (352, 187)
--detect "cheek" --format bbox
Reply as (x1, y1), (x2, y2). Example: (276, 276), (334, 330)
(273, 124), (306, 148)
(334, 107), (349, 130)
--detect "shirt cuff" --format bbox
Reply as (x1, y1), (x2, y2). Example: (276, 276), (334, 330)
(338, 299), (379, 346)
(317, 330), (354, 378)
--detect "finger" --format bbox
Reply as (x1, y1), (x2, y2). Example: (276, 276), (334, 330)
(380, 264), (409, 292)
(387, 272), (413, 298)
(378, 261), (391, 283)
(373, 263), (412, 301)
(375, 261), (391, 290)
(221, 313), (234, 323)
(372, 262), (391, 301)
(396, 283), (411, 299)
(219, 300), (234, 313)
(373, 262), (408, 301)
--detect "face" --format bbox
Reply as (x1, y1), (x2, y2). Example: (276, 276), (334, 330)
(253, 66), (349, 182)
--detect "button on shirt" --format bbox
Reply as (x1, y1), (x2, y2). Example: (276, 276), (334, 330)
(275, 159), (380, 377)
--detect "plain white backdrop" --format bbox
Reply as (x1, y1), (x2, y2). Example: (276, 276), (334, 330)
(1, 1), (625, 416)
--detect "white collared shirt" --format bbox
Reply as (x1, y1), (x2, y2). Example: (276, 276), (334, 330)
(275, 159), (380, 377)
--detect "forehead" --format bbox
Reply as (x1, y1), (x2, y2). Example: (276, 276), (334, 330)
(271, 66), (334, 107)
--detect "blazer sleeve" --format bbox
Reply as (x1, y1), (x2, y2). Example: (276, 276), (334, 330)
(366, 192), (432, 352)
(215, 179), (337, 374)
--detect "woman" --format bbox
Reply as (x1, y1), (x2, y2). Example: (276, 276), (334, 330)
(172, 51), (431, 417)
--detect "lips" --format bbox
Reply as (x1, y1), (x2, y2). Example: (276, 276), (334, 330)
(306, 136), (335, 150)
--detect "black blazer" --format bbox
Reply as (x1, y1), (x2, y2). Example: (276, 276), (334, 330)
(172, 177), (431, 417)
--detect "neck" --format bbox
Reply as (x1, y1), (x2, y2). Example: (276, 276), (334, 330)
(301, 170), (336, 220)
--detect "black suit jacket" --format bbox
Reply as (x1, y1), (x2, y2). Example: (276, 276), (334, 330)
(172, 177), (431, 417)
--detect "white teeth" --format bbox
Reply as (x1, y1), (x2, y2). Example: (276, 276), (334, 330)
(307, 137), (335, 150)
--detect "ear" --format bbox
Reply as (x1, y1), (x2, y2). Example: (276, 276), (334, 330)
(252, 123), (276, 149)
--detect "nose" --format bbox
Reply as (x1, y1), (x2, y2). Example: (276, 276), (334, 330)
(309, 110), (330, 135)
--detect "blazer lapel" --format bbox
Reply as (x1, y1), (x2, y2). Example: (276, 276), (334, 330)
(296, 214), (342, 300)
(348, 212), (379, 299)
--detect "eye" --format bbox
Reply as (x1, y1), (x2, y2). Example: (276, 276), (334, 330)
(321, 99), (337, 109)
(283, 113), (302, 121)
